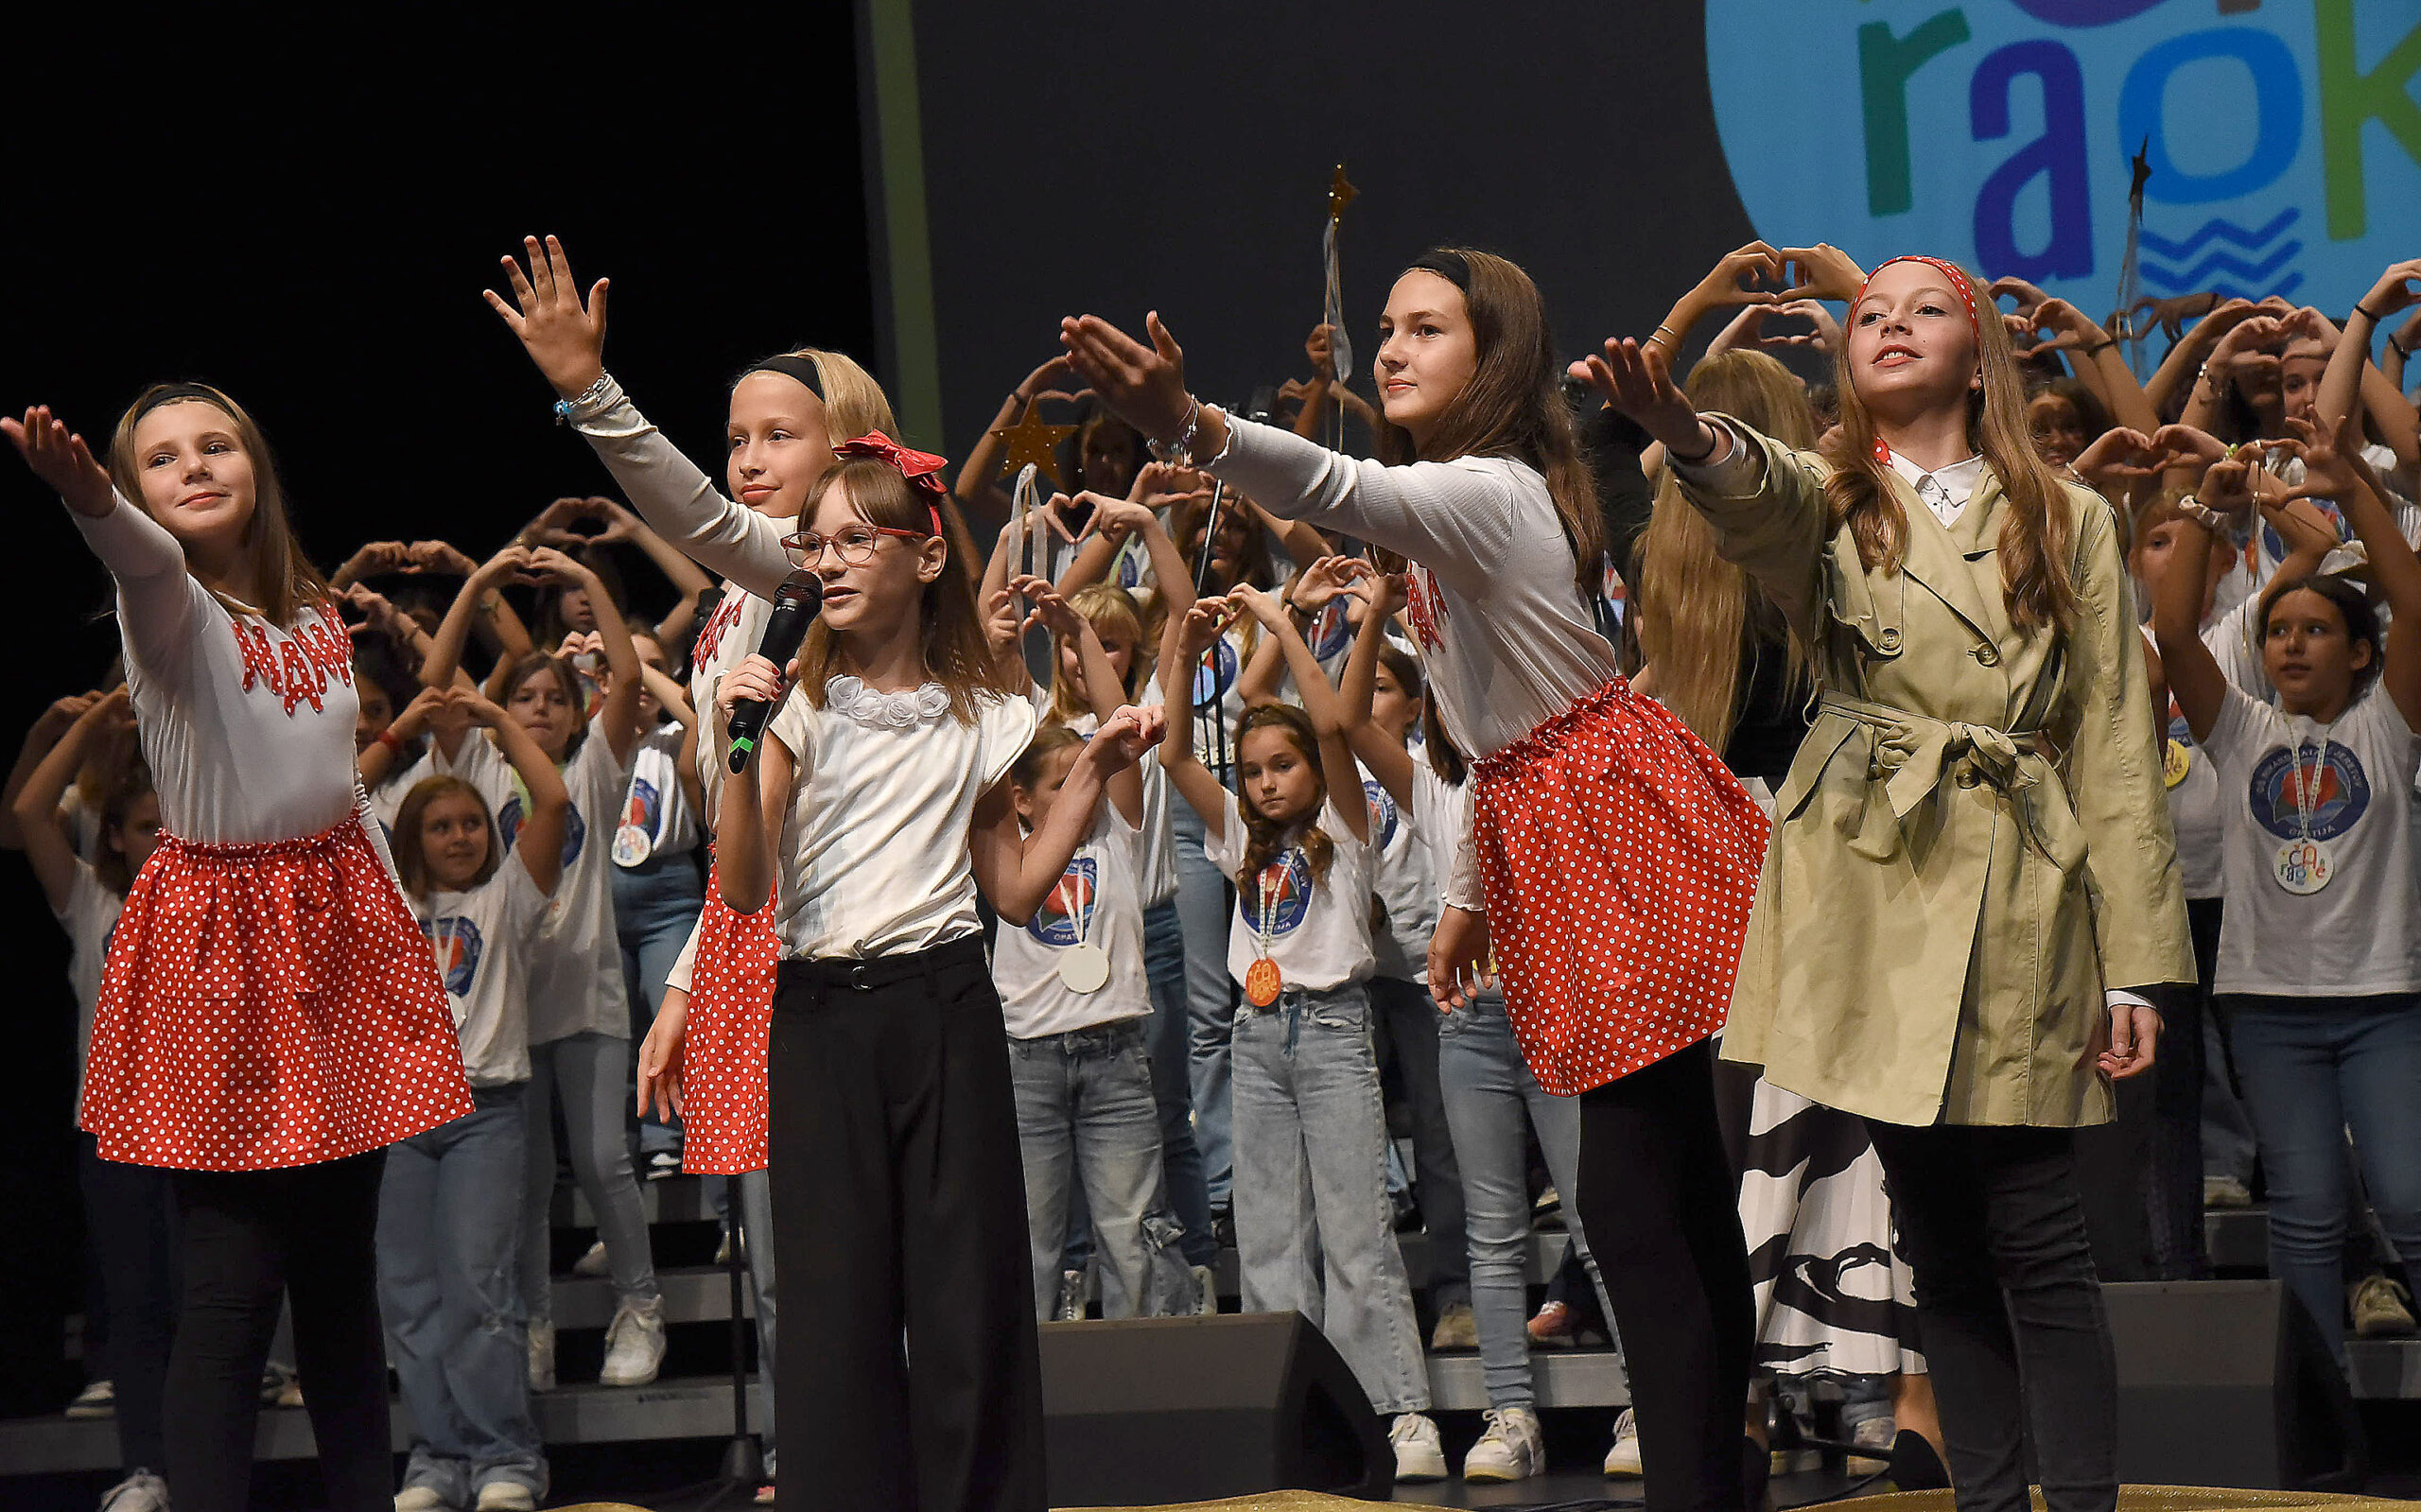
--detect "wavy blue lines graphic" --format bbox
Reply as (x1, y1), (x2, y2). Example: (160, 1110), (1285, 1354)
(2138, 209), (2300, 263)
(2140, 207), (2302, 300)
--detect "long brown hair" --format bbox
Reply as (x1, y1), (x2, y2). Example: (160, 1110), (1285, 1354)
(1375, 249), (1605, 605)
(1818, 261), (2080, 634)
(792, 460), (1009, 723)
(392, 774), (503, 900)
(1640, 352), (1816, 749)
(1235, 703), (1336, 890)
(498, 652), (590, 761)
(107, 384), (334, 630)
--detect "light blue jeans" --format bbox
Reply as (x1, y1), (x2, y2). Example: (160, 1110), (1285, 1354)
(378, 1084), (548, 1503)
(2221, 994), (2421, 1367)
(613, 854), (705, 1157)
(1010, 1020), (1189, 1320)
(1172, 790), (1237, 1208)
(521, 1033), (660, 1325)
(1437, 993), (1623, 1409)
(1232, 982), (1431, 1416)
(1144, 898), (1219, 1267)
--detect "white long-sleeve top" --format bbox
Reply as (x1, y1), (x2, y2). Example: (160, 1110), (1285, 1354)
(72, 493), (380, 851)
(568, 375), (792, 601)
(1203, 417), (1622, 909)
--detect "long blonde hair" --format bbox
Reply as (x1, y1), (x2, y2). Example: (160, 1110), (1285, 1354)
(1639, 352), (1815, 749)
(107, 383), (333, 629)
(1818, 260), (2080, 634)
(1048, 584), (1148, 725)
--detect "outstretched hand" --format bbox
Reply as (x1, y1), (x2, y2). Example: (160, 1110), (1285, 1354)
(1570, 339), (1714, 456)
(1059, 311), (1193, 443)
(1085, 703), (1168, 773)
(3, 406), (114, 517)
(484, 235), (610, 400)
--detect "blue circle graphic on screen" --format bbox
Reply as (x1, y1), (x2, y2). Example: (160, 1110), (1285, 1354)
(1703, 1), (2421, 320)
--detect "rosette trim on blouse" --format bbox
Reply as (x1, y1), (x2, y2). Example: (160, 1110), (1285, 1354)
(825, 675), (951, 730)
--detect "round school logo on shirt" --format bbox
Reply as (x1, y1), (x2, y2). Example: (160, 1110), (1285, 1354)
(2249, 740), (2368, 843)
(1236, 849), (1314, 938)
(2261, 497), (2346, 566)
(1364, 779), (1400, 848)
(425, 915), (484, 998)
(499, 795), (587, 868)
(1309, 602), (1353, 662)
(1192, 637), (1239, 709)
(1027, 857), (1098, 948)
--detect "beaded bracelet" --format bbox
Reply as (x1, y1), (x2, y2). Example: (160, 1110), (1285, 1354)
(553, 374), (613, 426)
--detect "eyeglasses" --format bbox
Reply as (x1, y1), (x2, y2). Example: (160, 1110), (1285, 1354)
(780, 525), (928, 567)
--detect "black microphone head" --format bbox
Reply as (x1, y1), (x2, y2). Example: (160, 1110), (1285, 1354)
(775, 570), (823, 614)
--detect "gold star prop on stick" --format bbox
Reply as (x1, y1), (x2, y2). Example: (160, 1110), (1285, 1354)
(992, 403), (1074, 487)
(1328, 164), (1358, 221)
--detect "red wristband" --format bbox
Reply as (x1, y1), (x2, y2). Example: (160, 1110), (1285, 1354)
(376, 729), (404, 756)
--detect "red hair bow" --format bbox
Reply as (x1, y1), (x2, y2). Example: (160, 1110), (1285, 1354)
(833, 430), (949, 536)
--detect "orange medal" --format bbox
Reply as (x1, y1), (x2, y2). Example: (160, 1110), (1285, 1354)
(1245, 865), (1286, 1007)
(1245, 957), (1282, 1007)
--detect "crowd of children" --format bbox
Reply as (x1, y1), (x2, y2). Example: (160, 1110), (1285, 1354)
(9, 233), (2421, 1512)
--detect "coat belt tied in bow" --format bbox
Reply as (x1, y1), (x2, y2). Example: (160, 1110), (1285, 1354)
(1819, 692), (2081, 867)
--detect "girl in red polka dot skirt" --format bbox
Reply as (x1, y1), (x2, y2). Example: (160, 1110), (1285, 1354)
(7, 385), (471, 1512)
(1062, 250), (1772, 1512)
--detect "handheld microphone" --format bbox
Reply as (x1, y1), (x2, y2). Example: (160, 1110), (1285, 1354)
(725, 570), (824, 773)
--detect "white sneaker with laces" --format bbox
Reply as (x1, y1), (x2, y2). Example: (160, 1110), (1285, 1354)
(1390, 1412), (1447, 1483)
(392, 1488), (445, 1512)
(1055, 1268), (1088, 1322)
(67, 1379), (114, 1420)
(571, 1240), (611, 1278)
(1848, 1414), (1897, 1471)
(601, 1295), (667, 1386)
(1190, 1264), (1218, 1315)
(2352, 1275), (2418, 1337)
(1604, 1406), (1645, 1476)
(528, 1319), (556, 1393)
(474, 1482), (536, 1511)
(1462, 1404), (1544, 1483)
(98, 1470), (168, 1512)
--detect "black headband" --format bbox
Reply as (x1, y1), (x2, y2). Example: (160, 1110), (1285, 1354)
(741, 354), (826, 399)
(1403, 251), (1472, 291)
(131, 381), (228, 423)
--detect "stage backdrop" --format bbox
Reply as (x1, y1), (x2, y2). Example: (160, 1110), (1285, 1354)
(869, 0), (2421, 458)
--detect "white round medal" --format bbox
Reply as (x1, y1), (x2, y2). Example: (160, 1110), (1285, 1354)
(612, 824), (652, 868)
(1058, 942), (1111, 995)
(2273, 838), (2333, 895)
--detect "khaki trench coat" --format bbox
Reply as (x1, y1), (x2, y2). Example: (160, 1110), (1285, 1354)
(1678, 419), (2194, 1127)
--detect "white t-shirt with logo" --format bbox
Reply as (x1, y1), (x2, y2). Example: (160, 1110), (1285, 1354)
(2142, 625), (2224, 899)
(2203, 684), (2421, 996)
(612, 721), (701, 869)
(1203, 791), (1375, 992)
(992, 803), (1152, 1038)
(53, 860), (125, 1115)
(446, 723), (633, 1042)
(1362, 756), (1439, 982)
(416, 857), (549, 1086)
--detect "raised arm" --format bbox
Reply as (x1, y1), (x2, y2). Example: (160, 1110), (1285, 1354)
(1013, 573), (1147, 826)
(531, 546), (643, 767)
(1158, 601), (1236, 843)
(421, 547), (528, 693)
(9, 688), (131, 912)
(1331, 566), (1418, 804)
(2323, 264), (2421, 472)
(7, 407), (200, 683)
(968, 702), (1165, 924)
(1232, 582), (1368, 845)
(358, 685), (445, 790)
(0, 691), (101, 852)
(577, 496), (718, 645)
(462, 688), (572, 896)
(484, 235), (790, 598)
(2153, 466), (2250, 741)
(956, 356), (1082, 534)
(1053, 472), (1206, 598)
(2290, 410), (2421, 726)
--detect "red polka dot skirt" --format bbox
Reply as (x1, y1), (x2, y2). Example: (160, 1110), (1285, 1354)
(78, 815), (471, 1171)
(679, 848), (777, 1174)
(1471, 681), (1770, 1096)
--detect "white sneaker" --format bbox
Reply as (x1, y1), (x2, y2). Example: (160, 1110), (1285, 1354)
(571, 1240), (611, 1278)
(1055, 1268), (1088, 1322)
(1462, 1405), (1544, 1483)
(67, 1379), (114, 1419)
(392, 1489), (445, 1512)
(474, 1483), (536, 1512)
(1604, 1406), (1645, 1476)
(528, 1319), (556, 1394)
(1848, 1414), (1897, 1471)
(98, 1470), (168, 1512)
(1390, 1412), (1447, 1483)
(601, 1295), (667, 1386)
(2203, 1174), (2253, 1208)
(1190, 1264), (1219, 1315)
(1428, 1300), (1479, 1351)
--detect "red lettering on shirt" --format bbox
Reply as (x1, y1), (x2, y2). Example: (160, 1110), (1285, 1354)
(233, 619), (284, 695)
(276, 639), (326, 715)
(692, 593), (747, 670)
(1405, 567), (1447, 652)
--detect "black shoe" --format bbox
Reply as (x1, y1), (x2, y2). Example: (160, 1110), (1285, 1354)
(1888, 1429), (1950, 1491)
(1210, 1207), (1236, 1250)
(1743, 1434), (1770, 1512)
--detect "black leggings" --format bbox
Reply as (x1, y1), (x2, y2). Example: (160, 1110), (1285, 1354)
(165, 1150), (392, 1512)
(1576, 1038), (1754, 1512)
(1865, 1122), (2116, 1512)
(769, 938), (1047, 1512)
(79, 1137), (179, 1475)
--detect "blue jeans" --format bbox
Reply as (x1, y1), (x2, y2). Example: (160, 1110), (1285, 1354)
(1172, 790), (1238, 1207)
(1437, 993), (1622, 1409)
(378, 1085), (548, 1502)
(614, 854), (705, 1156)
(1144, 899), (1218, 1266)
(1011, 1020), (1191, 1320)
(1370, 974), (1471, 1311)
(2221, 994), (2421, 1366)
(522, 1034), (659, 1324)
(1232, 982), (1430, 1416)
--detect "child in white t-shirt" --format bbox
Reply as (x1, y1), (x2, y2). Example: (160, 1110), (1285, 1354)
(12, 687), (176, 1499)
(377, 687), (569, 1509)
(2153, 424), (2421, 1365)
(1161, 583), (1439, 1470)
